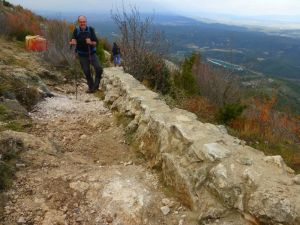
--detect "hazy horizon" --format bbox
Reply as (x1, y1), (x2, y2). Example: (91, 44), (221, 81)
(7, 0), (300, 29)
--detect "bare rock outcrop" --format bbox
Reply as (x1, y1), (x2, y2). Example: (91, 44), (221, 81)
(0, 130), (58, 157)
(101, 67), (300, 225)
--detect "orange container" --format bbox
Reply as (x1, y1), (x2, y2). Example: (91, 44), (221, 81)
(25, 35), (47, 51)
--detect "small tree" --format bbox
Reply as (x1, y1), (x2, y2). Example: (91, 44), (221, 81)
(96, 42), (105, 64)
(111, 5), (170, 93)
(195, 61), (242, 107)
(217, 103), (246, 124)
(43, 19), (74, 66)
(174, 53), (199, 96)
(43, 19), (82, 82)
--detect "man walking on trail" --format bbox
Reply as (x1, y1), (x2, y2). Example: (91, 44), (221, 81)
(69, 15), (103, 93)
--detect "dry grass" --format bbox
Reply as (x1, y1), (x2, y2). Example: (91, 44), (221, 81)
(230, 110), (300, 172)
(0, 3), (43, 40)
(43, 20), (74, 67)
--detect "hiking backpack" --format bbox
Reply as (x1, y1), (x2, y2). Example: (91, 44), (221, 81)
(75, 26), (96, 54)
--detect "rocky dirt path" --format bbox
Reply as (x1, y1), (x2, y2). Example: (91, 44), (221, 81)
(2, 89), (192, 225)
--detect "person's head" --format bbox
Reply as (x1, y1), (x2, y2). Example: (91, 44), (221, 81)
(78, 15), (87, 29)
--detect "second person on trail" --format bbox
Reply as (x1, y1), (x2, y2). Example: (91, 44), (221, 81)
(112, 42), (121, 67)
(69, 15), (103, 93)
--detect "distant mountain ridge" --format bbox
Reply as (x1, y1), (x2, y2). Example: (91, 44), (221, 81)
(72, 13), (300, 79)
(2, 3), (299, 114)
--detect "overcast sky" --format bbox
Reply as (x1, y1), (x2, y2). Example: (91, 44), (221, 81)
(8, 0), (300, 17)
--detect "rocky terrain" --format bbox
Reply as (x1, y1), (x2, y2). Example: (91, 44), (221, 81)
(0, 38), (193, 225)
(101, 67), (300, 225)
(1, 91), (192, 225)
(1, 37), (300, 225)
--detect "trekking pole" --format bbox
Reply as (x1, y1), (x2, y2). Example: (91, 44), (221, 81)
(75, 57), (78, 100)
(70, 45), (78, 100)
(88, 42), (94, 92)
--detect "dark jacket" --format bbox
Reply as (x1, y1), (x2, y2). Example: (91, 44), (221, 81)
(72, 26), (98, 56)
(112, 43), (120, 56)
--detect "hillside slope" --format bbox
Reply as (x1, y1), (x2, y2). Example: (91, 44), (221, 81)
(1, 34), (300, 224)
(0, 1), (44, 40)
(0, 38), (194, 224)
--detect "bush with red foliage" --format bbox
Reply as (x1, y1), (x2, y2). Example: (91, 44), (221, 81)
(0, 3), (43, 40)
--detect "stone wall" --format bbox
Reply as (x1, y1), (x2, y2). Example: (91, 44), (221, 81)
(101, 67), (300, 225)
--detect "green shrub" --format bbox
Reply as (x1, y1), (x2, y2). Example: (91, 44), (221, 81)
(99, 38), (112, 52)
(0, 162), (14, 190)
(217, 103), (246, 124)
(0, 104), (8, 120)
(174, 53), (199, 96)
(141, 53), (171, 94)
(10, 30), (31, 41)
(96, 42), (106, 65)
(0, 143), (19, 190)
(5, 121), (23, 131)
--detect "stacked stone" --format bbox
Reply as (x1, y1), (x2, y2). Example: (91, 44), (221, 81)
(101, 67), (300, 225)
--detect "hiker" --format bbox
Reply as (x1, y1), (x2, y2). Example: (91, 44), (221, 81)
(112, 42), (121, 67)
(69, 15), (103, 93)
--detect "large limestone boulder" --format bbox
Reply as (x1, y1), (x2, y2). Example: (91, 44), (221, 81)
(0, 98), (29, 118)
(0, 130), (58, 157)
(1, 65), (54, 109)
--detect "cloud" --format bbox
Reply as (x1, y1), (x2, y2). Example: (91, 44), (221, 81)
(165, 0), (300, 16)
(8, 0), (300, 16)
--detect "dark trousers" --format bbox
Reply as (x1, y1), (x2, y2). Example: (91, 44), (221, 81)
(79, 54), (103, 91)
